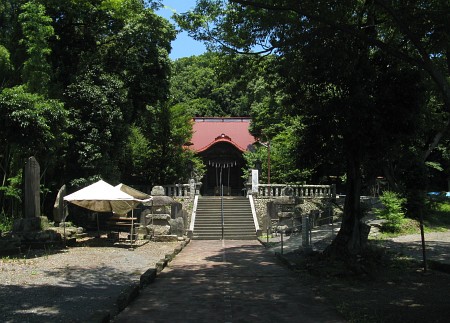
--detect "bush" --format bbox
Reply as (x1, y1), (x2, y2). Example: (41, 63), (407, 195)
(0, 212), (14, 233)
(374, 191), (406, 232)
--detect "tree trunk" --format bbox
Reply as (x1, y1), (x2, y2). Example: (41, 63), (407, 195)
(324, 144), (369, 258)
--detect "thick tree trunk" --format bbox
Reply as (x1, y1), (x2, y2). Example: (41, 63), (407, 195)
(324, 145), (370, 258)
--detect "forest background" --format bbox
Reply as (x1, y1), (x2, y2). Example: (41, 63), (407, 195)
(0, 1), (449, 255)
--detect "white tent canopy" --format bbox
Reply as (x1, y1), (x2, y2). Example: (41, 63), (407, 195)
(64, 180), (149, 214)
(115, 183), (151, 201)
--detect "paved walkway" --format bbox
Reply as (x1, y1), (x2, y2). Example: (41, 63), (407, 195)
(113, 240), (344, 323)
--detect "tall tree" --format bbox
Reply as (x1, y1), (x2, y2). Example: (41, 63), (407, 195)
(19, 0), (54, 94)
(0, 0), (178, 218)
(177, 0), (442, 256)
(0, 85), (68, 216)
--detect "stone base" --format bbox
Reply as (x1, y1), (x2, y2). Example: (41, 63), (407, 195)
(13, 217), (42, 232)
(152, 235), (178, 242)
(0, 236), (21, 256)
(0, 246), (21, 256)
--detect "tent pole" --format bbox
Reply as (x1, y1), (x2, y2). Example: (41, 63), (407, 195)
(63, 202), (68, 247)
(96, 213), (100, 238)
(130, 209), (134, 249)
(152, 199), (154, 240)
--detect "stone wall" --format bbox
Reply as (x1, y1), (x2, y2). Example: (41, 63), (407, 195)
(253, 196), (335, 232)
(173, 197), (194, 232)
(253, 197), (275, 231)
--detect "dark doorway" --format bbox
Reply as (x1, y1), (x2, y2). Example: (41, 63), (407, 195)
(199, 142), (246, 196)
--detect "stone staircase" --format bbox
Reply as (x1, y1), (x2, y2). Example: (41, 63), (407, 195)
(193, 197), (256, 240)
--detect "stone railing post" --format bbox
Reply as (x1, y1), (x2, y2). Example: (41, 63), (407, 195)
(302, 214), (312, 253)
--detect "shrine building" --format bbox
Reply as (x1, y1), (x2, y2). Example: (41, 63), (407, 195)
(189, 117), (257, 196)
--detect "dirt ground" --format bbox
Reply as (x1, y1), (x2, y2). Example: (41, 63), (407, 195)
(283, 240), (450, 323)
(0, 234), (181, 323)
(2, 230), (450, 323)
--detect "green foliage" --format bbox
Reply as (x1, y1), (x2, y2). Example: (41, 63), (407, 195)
(191, 155), (206, 182)
(0, 211), (13, 232)
(65, 68), (128, 182)
(243, 116), (311, 184)
(0, 45), (13, 87)
(0, 85), (68, 154)
(374, 191), (406, 233)
(0, 0), (177, 218)
(424, 200), (450, 229)
(0, 172), (22, 221)
(123, 101), (198, 186)
(128, 125), (150, 175)
(0, 172), (22, 202)
(170, 53), (277, 117)
(19, 1), (54, 94)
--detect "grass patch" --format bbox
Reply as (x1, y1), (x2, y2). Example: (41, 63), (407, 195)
(424, 201), (450, 229)
(374, 201), (450, 239)
(375, 218), (421, 239)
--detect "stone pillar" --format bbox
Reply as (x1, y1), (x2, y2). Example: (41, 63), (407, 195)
(189, 179), (196, 197)
(24, 156), (40, 218)
(302, 214), (312, 252)
(251, 169), (259, 194)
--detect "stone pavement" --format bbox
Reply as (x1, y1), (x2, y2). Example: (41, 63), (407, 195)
(113, 240), (344, 323)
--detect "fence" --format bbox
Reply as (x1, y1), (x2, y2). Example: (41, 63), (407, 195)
(163, 183), (336, 199)
(162, 183), (202, 197)
(255, 184), (336, 199)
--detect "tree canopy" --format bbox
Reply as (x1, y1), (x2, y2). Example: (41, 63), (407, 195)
(0, 0), (184, 218)
(177, 0), (450, 256)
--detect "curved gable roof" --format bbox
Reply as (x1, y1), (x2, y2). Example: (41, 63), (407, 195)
(190, 117), (256, 153)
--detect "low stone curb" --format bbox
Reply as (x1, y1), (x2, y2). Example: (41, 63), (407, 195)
(274, 252), (298, 270)
(117, 283), (140, 312)
(94, 238), (191, 323)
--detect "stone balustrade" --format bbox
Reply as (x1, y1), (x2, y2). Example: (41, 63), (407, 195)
(163, 183), (202, 197)
(255, 184), (336, 199)
(163, 182), (335, 199)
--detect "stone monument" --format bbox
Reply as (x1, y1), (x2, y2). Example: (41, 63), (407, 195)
(14, 156), (42, 232)
(11, 157), (63, 247)
(53, 185), (67, 223)
(139, 186), (179, 242)
(24, 156), (40, 218)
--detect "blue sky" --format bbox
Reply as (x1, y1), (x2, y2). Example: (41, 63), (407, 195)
(157, 1), (207, 60)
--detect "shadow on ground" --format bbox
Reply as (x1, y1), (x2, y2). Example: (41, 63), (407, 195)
(0, 265), (139, 323)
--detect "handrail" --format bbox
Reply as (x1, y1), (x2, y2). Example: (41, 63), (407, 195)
(189, 195), (199, 233)
(248, 194), (261, 234)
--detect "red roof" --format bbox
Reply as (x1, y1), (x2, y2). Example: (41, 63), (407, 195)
(190, 117), (256, 152)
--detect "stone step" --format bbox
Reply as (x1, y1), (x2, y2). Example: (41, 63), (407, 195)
(194, 197), (256, 240)
(197, 216), (252, 219)
(193, 236), (256, 240)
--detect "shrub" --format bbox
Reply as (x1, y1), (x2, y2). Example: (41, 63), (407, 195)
(0, 212), (13, 233)
(374, 191), (406, 232)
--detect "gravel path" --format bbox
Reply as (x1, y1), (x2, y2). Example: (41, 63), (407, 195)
(377, 231), (450, 264)
(0, 238), (181, 323)
(266, 220), (450, 266)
